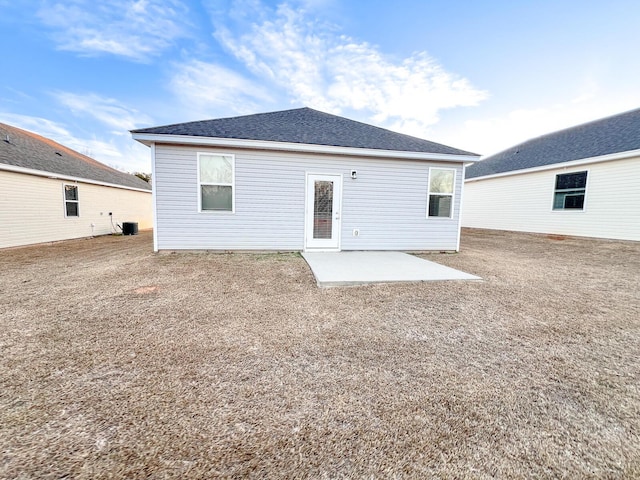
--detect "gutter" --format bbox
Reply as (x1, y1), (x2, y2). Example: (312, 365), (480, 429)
(0, 163), (152, 193)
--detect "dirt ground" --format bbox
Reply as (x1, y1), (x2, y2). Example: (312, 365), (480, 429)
(1, 229), (639, 479)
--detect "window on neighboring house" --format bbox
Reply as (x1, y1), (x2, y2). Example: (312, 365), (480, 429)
(198, 153), (234, 212)
(64, 184), (79, 217)
(427, 168), (455, 218)
(553, 171), (587, 210)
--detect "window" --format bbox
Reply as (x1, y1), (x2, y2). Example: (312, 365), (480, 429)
(553, 171), (587, 210)
(427, 168), (455, 218)
(198, 153), (234, 212)
(64, 184), (79, 217)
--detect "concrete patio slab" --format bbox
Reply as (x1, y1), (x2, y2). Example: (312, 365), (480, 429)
(302, 251), (481, 287)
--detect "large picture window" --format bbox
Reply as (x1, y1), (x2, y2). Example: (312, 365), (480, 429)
(553, 171), (587, 210)
(427, 168), (455, 218)
(198, 153), (234, 212)
(64, 184), (79, 217)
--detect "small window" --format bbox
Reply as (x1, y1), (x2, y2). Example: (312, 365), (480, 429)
(64, 184), (79, 217)
(427, 168), (455, 218)
(553, 171), (587, 210)
(198, 153), (234, 212)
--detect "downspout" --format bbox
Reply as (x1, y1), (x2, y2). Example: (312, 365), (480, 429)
(456, 163), (468, 252)
(150, 142), (159, 253)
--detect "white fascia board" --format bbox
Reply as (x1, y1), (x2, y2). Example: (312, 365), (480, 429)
(465, 148), (640, 182)
(0, 163), (152, 193)
(131, 133), (480, 163)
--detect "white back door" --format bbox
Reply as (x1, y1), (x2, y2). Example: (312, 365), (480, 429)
(305, 173), (342, 251)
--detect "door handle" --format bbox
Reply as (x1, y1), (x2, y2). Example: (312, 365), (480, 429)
(335, 211), (340, 220)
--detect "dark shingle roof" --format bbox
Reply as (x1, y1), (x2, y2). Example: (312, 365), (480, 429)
(466, 107), (640, 179)
(0, 123), (151, 190)
(132, 107), (477, 156)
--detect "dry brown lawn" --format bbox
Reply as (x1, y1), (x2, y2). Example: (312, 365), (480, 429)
(1, 229), (639, 479)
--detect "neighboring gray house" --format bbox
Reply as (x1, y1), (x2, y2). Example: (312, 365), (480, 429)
(0, 122), (153, 249)
(463, 108), (640, 241)
(131, 107), (479, 252)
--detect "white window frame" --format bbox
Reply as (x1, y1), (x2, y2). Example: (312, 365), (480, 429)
(197, 152), (235, 214)
(63, 183), (79, 218)
(426, 167), (456, 219)
(552, 170), (588, 212)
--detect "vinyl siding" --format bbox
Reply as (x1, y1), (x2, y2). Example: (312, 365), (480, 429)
(462, 156), (640, 241)
(0, 170), (153, 249)
(154, 144), (464, 251)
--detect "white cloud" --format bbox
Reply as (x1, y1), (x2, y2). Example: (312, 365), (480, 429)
(0, 113), (73, 142)
(169, 60), (275, 118)
(3, 87), (35, 102)
(37, 0), (191, 60)
(211, 2), (488, 134)
(53, 91), (153, 131)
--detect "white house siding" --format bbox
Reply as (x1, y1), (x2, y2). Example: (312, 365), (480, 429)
(463, 156), (640, 241)
(0, 170), (153, 249)
(154, 144), (464, 251)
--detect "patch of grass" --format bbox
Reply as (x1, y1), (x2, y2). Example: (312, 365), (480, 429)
(1, 230), (639, 478)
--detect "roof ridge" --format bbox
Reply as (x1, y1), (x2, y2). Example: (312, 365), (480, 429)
(131, 107), (478, 156)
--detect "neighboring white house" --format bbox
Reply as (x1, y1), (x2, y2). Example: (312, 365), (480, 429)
(463, 108), (640, 241)
(0, 122), (153, 249)
(131, 107), (480, 252)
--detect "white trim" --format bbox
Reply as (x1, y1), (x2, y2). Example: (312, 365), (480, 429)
(150, 143), (158, 252)
(196, 152), (235, 214)
(132, 133), (480, 163)
(62, 183), (79, 218)
(466, 148), (640, 182)
(304, 172), (343, 252)
(426, 167), (456, 219)
(0, 162), (152, 193)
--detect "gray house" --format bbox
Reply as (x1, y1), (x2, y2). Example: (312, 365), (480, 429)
(463, 108), (640, 241)
(0, 122), (152, 249)
(131, 108), (479, 252)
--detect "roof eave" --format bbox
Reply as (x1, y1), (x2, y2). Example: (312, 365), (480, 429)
(465, 148), (640, 182)
(0, 163), (152, 192)
(131, 133), (480, 163)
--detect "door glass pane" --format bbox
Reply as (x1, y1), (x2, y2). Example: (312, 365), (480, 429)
(313, 180), (333, 239)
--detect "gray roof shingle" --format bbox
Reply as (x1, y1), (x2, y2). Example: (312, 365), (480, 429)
(466, 107), (640, 179)
(132, 107), (477, 156)
(0, 122), (151, 190)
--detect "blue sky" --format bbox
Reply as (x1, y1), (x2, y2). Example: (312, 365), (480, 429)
(1, 0), (639, 173)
